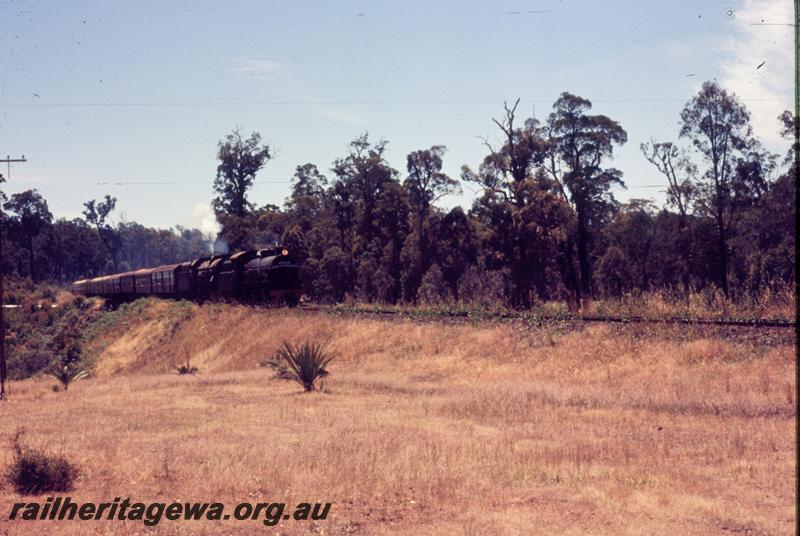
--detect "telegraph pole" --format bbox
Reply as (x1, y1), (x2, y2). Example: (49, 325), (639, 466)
(0, 154), (27, 401)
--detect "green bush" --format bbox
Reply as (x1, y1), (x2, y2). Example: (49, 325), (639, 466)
(6, 435), (79, 495)
(263, 339), (336, 392)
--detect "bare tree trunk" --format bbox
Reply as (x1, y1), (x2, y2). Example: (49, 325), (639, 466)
(561, 236), (581, 310)
(713, 171), (730, 297)
(512, 249), (532, 309)
(28, 235), (35, 282)
(418, 210), (426, 272)
(716, 214), (729, 296)
(677, 214), (691, 296)
(576, 208), (591, 298)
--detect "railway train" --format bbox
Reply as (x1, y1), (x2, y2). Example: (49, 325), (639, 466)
(71, 247), (302, 305)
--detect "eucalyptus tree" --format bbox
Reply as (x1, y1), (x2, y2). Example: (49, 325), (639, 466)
(83, 195), (122, 271)
(679, 81), (755, 295)
(212, 128), (271, 218)
(3, 189), (52, 281)
(544, 92), (628, 299)
(463, 99), (573, 307)
(404, 145), (459, 268)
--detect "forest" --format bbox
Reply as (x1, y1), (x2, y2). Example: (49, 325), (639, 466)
(1, 81), (796, 308)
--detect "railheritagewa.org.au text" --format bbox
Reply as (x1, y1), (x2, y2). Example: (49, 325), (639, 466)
(8, 496), (331, 527)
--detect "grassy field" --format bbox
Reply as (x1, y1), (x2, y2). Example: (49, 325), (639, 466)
(0, 300), (795, 534)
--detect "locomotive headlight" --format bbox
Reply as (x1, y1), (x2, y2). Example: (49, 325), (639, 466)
(281, 249), (289, 256)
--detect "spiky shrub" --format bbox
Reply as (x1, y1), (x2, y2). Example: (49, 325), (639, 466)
(174, 356), (199, 375)
(6, 433), (79, 494)
(263, 340), (335, 392)
(175, 364), (199, 375)
(47, 361), (89, 391)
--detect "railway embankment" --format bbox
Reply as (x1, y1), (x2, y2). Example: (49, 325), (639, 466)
(76, 298), (795, 377)
(2, 295), (796, 534)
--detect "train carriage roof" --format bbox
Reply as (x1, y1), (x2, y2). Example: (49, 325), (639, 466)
(71, 252), (285, 286)
(197, 255), (226, 270)
(131, 264), (181, 276)
(230, 250), (256, 261)
(151, 263), (181, 273)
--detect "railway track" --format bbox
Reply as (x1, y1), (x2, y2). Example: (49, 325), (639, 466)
(299, 304), (797, 329)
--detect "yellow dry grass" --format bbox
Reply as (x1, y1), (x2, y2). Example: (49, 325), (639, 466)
(0, 301), (795, 535)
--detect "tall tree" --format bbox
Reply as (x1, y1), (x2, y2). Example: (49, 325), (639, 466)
(287, 163), (327, 234)
(640, 140), (696, 220)
(433, 207), (477, 300)
(330, 133), (399, 296)
(640, 140), (697, 290)
(83, 195), (122, 271)
(464, 99), (548, 204)
(778, 110), (798, 168)
(3, 189), (53, 281)
(369, 182), (410, 302)
(463, 100), (572, 307)
(404, 145), (459, 277)
(331, 133), (397, 245)
(212, 128), (271, 218)
(544, 92), (628, 299)
(290, 163), (327, 200)
(280, 164), (330, 296)
(679, 81), (753, 296)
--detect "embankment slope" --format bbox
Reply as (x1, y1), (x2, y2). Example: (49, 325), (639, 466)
(0, 299), (795, 535)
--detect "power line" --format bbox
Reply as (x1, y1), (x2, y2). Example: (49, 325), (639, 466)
(2, 155), (26, 181)
(91, 180), (668, 188)
(90, 180), (294, 186)
(0, 97), (791, 108)
(95, 181), (177, 185)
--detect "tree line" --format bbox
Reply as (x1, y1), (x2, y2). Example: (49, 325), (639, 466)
(0, 189), (211, 285)
(1, 81), (796, 308)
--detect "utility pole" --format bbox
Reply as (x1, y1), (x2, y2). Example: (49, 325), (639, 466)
(0, 154), (27, 401)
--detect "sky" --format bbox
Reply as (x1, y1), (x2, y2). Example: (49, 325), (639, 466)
(0, 0), (794, 232)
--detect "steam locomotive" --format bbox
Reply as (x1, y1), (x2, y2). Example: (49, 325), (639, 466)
(71, 247), (302, 305)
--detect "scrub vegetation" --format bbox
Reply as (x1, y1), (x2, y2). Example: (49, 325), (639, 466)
(0, 300), (794, 534)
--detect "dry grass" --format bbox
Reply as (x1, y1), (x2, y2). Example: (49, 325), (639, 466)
(581, 286), (796, 320)
(0, 301), (795, 535)
(340, 285), (797, 321)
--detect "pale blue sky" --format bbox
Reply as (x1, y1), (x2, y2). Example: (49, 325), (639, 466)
(0, 0), (793, 231)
